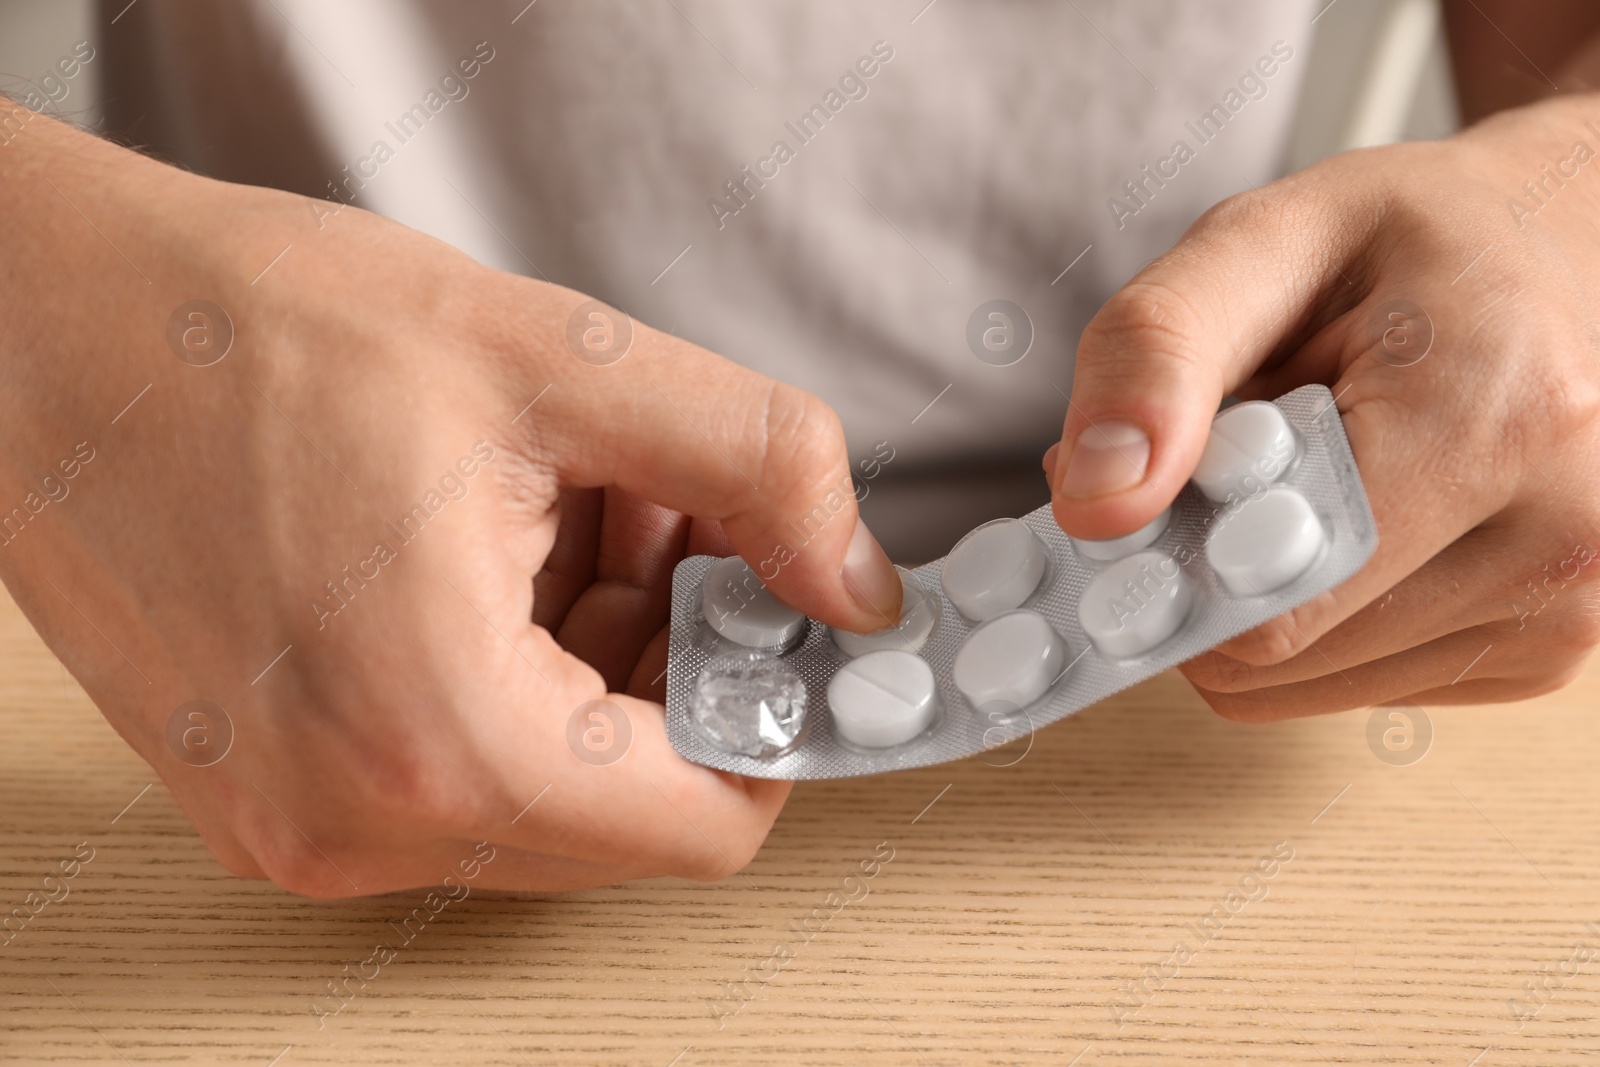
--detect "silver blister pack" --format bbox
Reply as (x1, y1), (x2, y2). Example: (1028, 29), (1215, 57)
(664, 385), (1377, 780)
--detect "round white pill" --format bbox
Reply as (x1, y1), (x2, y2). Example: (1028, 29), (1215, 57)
(1077, 549), (1195, 659)
(700, 556), (807, 649)
(1192, 402), (1297, 502)
(827, 650), (939, 748)
(1071, 506), (1172, 563)
(940, 518), (1048, 622)
(952, 610), (1067, 713)
(832, 569), (938, 657)
(1206, 486), (1326, 597)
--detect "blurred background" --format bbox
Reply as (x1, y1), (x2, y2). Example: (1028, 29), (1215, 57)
(0, 0), (1463, 562)
(0, 0), (1463, 164)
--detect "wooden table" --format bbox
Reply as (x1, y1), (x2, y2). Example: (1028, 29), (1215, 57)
(2, 585), (1597, 1067)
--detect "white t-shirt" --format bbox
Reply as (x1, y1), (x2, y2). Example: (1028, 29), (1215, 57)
(102, 0), (1313, 557)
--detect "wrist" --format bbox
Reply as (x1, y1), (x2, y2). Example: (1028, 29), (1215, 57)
(1453, 90), (1600, 223)
(0, 114), (193, 485)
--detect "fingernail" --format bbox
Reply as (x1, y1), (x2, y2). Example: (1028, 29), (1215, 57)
(1057, 420), (1150, 498)
(841, 516), (902, 627)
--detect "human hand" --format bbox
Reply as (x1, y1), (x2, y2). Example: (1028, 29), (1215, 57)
(1044, 92), (1600, 720)
(0, 114), (901, 894)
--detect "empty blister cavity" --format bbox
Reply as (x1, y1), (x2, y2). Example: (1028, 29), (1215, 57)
(828, 650), (939, 748)
(832, 568), (938, 657)
(941, 518), (1048, 621)
(1078, 549), (1195, 659)
(664, 384), (1379, 781)
(952, 610), (1068, 714)
(691, 650), (807, 757)
(1071, 506), (1171, 563)
(1207, 485), (1326, 596)
(700, 555), (807, 650)
(1192, 401), (1297, 502)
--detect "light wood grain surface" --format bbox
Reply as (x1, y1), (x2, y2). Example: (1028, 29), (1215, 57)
(2, 583), (1598, 1067)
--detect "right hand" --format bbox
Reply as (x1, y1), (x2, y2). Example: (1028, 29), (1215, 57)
(0, 111), (901, 895)
(1041, 97), (1600, 720)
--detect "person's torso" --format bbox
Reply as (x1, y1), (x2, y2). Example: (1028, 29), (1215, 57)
(102, 0), (1314, 556)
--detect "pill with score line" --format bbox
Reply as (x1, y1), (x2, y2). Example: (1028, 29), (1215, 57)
(827, 650), (939, 748)
(1192, 401), (1297, 502)
(662, 385), (1378, 782)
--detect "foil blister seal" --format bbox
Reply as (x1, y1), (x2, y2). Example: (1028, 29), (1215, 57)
(665, 384), (1377, 780)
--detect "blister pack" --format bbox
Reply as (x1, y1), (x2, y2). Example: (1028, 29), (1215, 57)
(663, 384), (1377, 780)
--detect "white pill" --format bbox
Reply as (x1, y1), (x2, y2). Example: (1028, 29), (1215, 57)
(700, 556), (806, 649)
(1071, 506), (1172, 563)
(1192, 402), (1297, 502)
(827, 650), (939, 748)
(832, 569), (937, 657)
(940, 518), (1048, 622)
(952, 610), (1067, 713)
(1077, 549), (1195, 659)
(1207, 486), (1326, 597)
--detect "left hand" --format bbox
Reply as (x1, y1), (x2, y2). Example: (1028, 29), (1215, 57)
(1043, 91), (1600, 720)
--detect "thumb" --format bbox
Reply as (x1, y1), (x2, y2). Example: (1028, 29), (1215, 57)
(1049, 187), (1363, 540)
(532, 296), (901, 634)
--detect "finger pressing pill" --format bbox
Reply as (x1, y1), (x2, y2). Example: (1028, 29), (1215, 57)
(952, 610), (1068, 713)
(1071, 506), (1171, 562)
(1192, 401), (1296, 502)
(1206, 485), (1326, 596)
(700, 555), (807, 650)
(664, 385), (1378, 781)
(827, 650), (939, 748)
(940, 518), (1048, 621)
(1077, 549), (1194, 659)
(832, 568), (938, 657)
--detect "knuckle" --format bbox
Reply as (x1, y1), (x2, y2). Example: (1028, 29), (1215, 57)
(1515, 341), (1600, 455)
(213, 852), (266, 880)
(317, 690), (496, 833)
(1221, 614), (1312, 667)
(676, 826), (767, 883)
(1546, 656), (1594, 695)
(1081, 281), (1211, 382)
(1178, 652), (1260, 693)
(1552, 598), (1600, 655)
(1190, 187), (1286, 240)
(192, 829), (267, 881)
(755, 382), (848, 496)
(353, 744), (482, 831)
(1575, 611), (1600, 653)
(240, 820), (347, 898)
(1495, 659), (1586, 703)
(1192, 684), (1278, 723)
(1450, 306), (1600, 474)
(677, 846), (741, 883)
(719, 824), (768, 873)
